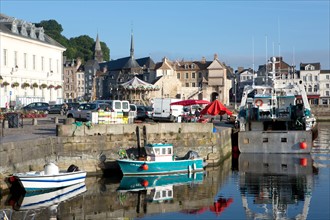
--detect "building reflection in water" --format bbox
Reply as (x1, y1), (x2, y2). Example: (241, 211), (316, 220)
(238, 153), (316, 220)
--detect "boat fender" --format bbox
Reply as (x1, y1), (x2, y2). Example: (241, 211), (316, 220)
(141, 180), (149, 187)
(67, 164), (79, 172)
(300, 142), (307, 149)
(255, 99), (263, 107)
(141, 163), (149, 170)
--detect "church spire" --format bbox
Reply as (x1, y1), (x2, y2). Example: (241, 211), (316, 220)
(94, 33), (103, 63)
(130, 29), (134, 58)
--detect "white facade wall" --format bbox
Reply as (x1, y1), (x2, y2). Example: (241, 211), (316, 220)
(0, 32), (65, 108)
(319, 71), (330, 105)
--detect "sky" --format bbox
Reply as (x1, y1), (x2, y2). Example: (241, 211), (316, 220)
(1, 0), (329, 70)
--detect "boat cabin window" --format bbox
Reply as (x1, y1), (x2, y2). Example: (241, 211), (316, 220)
(162, 148), (166, 154)
(149, 147), (172, 156)
(155, 148), (160, 155)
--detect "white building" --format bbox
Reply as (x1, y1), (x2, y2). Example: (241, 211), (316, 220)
(0, 14), (66, 108)
(319, 70), (330, 105)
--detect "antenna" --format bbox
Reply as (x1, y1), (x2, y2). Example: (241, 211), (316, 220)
(252, 36), (255, 87)
(265, 35), (268, 85)
(278, 17), (281, 76)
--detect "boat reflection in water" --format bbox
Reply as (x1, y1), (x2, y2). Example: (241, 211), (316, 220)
(239, 153), (315, 220)
(117, 172), (204, 202)
(5, 182), (86, 219)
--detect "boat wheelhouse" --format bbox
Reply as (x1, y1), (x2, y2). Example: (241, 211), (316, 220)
(117, 143), (205, 175)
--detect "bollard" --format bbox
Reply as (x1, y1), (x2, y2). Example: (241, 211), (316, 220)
(3, 120), (9, 129)
(64, 118), (75, 125)
(53, 117), (59, 124)
(32, 118), (38, 126)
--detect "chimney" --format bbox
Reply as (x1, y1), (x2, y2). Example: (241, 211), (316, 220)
(214, 53), (218, 60)
(201, 56), (206, 64)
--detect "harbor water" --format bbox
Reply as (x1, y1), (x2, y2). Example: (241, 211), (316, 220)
(1, 122), (329, 220)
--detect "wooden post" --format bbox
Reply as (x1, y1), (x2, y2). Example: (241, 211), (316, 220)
(143, 125), (148, 146)
(136, 126), (141, 157)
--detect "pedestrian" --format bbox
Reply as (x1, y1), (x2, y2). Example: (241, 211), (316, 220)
(195, 108), (201, 122)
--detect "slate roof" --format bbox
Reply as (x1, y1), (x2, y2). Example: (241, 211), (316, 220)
(136, 57), (156, 69)
(0, 13), (65, 49)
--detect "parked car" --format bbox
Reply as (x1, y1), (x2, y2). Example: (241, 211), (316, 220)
(21, 102), (50, 114)
(49, 104), (64, 114)
(66, 103), (110, 121)
(67, 102), (80, 110)
(136, 105), (153, 121)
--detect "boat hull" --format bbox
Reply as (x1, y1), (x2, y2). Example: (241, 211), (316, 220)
(117, 172), (204, 192)
(15, 182), (87, 210)
(238, 130), (313, 153)
(13, 171), (87, 191)
(117, 159), (204, 175)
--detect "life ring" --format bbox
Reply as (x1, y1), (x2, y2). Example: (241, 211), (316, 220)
(255, 99), (263, 107)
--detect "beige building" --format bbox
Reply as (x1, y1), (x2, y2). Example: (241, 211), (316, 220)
(152, 54), (232, 106)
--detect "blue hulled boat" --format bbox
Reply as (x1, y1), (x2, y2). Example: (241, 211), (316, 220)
(116, 143), (206, 175)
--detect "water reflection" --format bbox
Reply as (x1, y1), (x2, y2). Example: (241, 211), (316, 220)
(4, 182), (86, 219)
(238, 153), (315, 220)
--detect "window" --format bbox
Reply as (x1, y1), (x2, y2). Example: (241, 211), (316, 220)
(49, 58), (52, 72)
(185, 83), (189, 87)
(168, 148), (172, 154)
(281, 138), (287, 142)
(192, 83), (196, 87)
(326, 75), (330, 80)
(3, 49), (7, 66)
(326, 91), (330, 96)
(14, 51), (17, 67)
(308, 75), (312, 81)
(192, 72), (196, 78)
(308, 85), (312, 92)
(198, 72), (202, 78)
(326, 84), (329, 89)
(162, 148), (166, 154)
(314, 85), (318, 92)
(185, 73), (189, 79)
(263, 138), (268, 143)
(314, 76), (318, 81)
(177, 73), (180, 79)
(33, 55), (36, 70)
(24, 53), (27, 69)
(303, 76), (306, 81)
(41, 56), (44, 71)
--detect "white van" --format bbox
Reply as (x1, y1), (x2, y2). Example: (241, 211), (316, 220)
(93, 100), (129, 112)
(152, 98), (183, 122)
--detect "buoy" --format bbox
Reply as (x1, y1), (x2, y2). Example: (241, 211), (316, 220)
(141, 180), (149, 187)
(141, 163), (148, 170)
(300, 142), (307, 149)
(300, 158), (308, 167)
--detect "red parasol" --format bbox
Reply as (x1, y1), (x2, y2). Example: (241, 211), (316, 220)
(200, 100), (233, 116)
(170, 99), (210, 106)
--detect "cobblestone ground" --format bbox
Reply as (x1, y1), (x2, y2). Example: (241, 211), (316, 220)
(0, 114), (66, 144)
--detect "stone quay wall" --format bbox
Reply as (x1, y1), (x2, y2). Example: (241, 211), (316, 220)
(0, 123), (232, 190)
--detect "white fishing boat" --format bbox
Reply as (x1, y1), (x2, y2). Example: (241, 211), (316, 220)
(7, 163), (86, 192)
(238, 57), (317, 153)
(10, 182), (87, 211)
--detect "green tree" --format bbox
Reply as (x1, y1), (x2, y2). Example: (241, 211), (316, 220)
(35, 20), (110, 62)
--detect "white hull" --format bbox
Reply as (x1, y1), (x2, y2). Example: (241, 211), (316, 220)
(14, 171), (86, 191)
(17, 182), (87, 210)
(238, 130), (313, 153)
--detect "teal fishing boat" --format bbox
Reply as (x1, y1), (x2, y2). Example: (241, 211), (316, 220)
(117, 172), (204, 192)
(116, 143), (206, 175)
